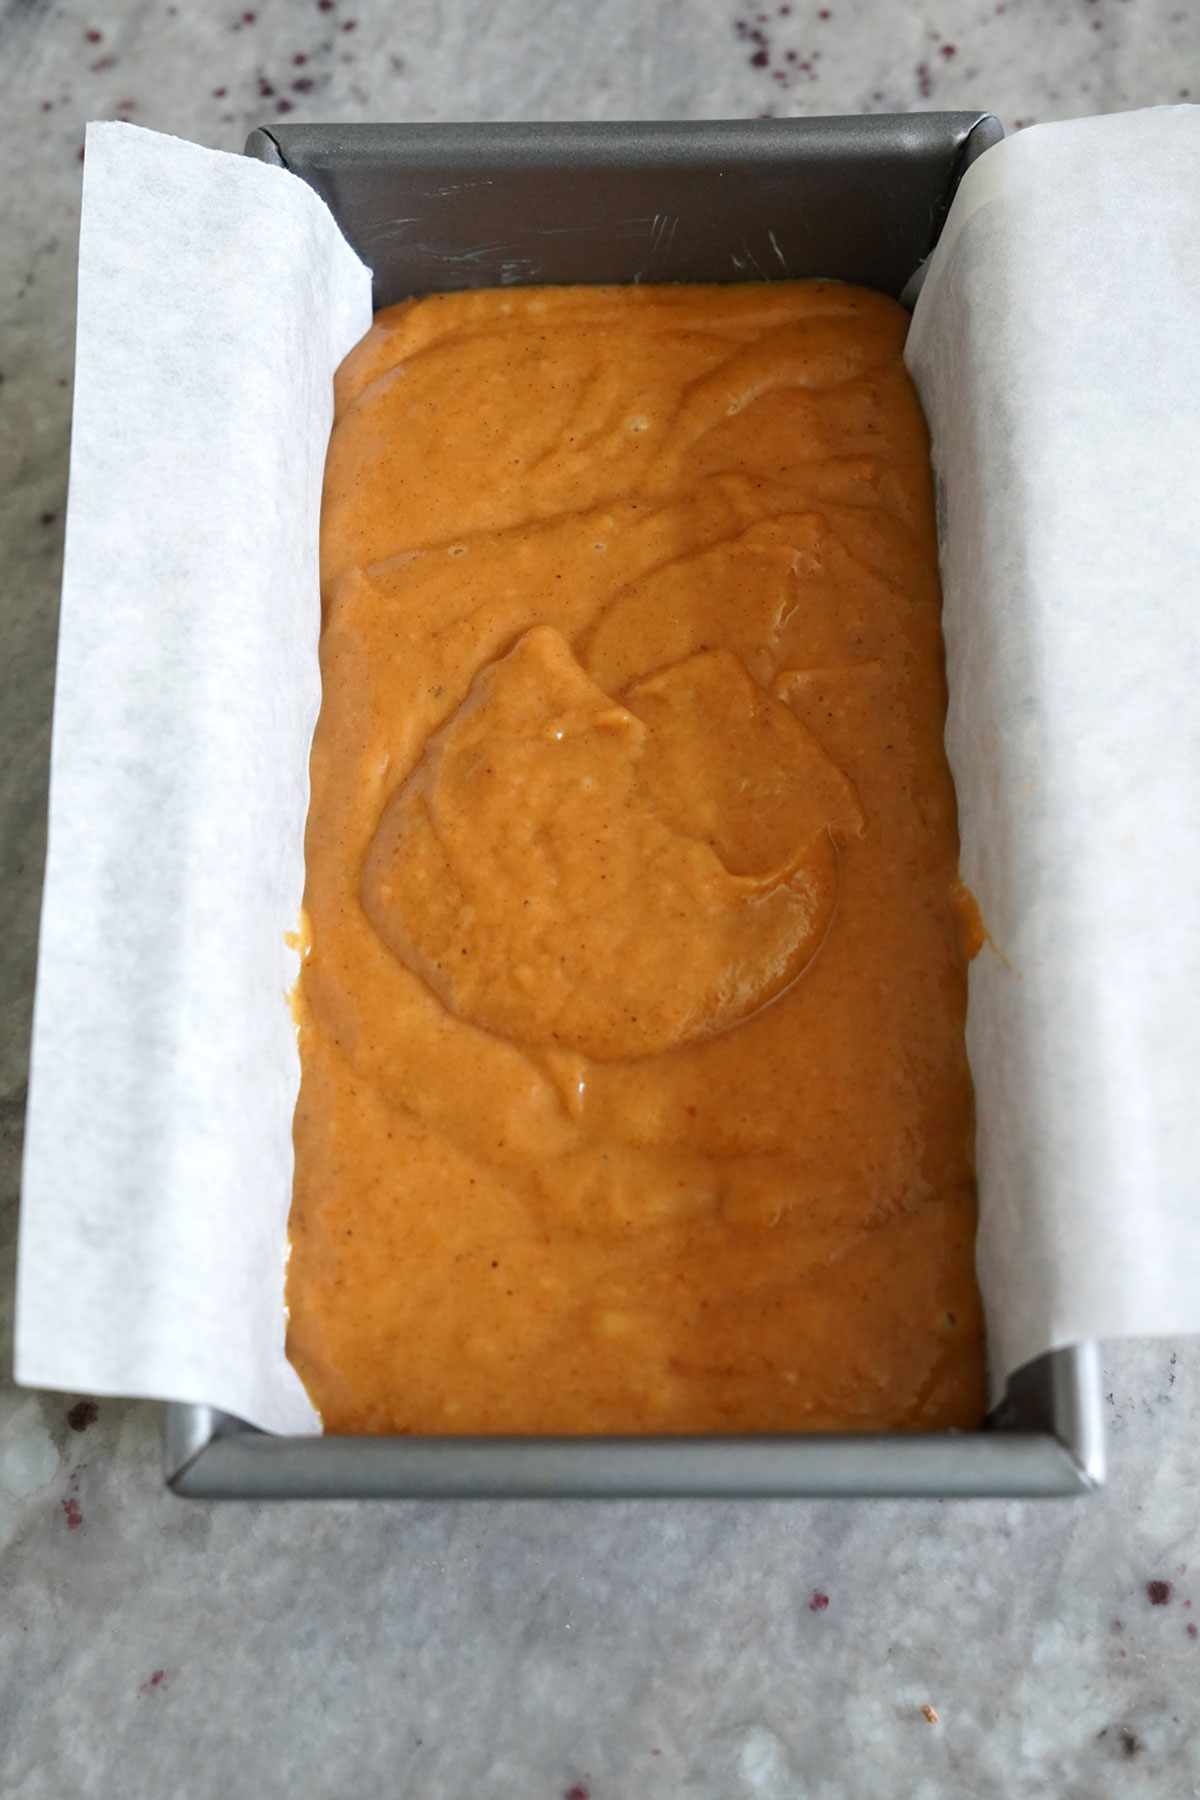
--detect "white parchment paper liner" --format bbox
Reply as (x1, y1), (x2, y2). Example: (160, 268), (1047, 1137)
(17, 111), (1200, 1429)
(16, 123), (371, 1433)
(907, 106), (1200, 1401)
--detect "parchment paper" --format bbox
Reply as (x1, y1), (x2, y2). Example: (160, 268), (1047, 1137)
(16, 123), (371, 1433)
(16, 111), (1200, 1429)
(906, 106), (1200, 1400)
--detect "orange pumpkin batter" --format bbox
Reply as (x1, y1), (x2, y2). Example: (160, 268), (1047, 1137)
(287, 281), (986, 1435)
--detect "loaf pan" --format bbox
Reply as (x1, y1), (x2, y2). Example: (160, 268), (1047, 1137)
(167, 114), (1104, 1500)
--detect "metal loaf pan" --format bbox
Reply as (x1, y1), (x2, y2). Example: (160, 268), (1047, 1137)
(166, 114), (1104, 1500)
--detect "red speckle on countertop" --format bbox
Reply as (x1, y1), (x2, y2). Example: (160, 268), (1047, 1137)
(62, 1462), (86, 1529)
(85, 27), (102, 41)
(564, 1787), (590, 1800)
(939, 42), (957, 58)
(916, 62), (932, 97)
(1148, 1580), (1173, 1606)
(809, 1590), (830, 1613)
(139, 1669), (167, 1695)
(1188, 1624), (1198, 1640)
(67, 1401), (99, 1431)
(213, 85), (227, 96)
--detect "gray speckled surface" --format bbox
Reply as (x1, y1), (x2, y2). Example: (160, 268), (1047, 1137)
(2, 4), (1199, 1795)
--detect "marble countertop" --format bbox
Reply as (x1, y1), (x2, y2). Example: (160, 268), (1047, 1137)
(2, 2), (1198, 1794)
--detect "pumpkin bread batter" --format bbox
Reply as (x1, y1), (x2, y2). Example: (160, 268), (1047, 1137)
(287, 281), (986, 1434)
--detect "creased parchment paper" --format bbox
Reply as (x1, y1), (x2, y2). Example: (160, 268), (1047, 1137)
(16, 110), (1200, 1431)
(16, 123), (371, 1433)
(907, 105), (1200, 1401)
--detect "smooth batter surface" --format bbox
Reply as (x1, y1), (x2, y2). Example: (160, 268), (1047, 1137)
(288, 281), (986, 1435)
